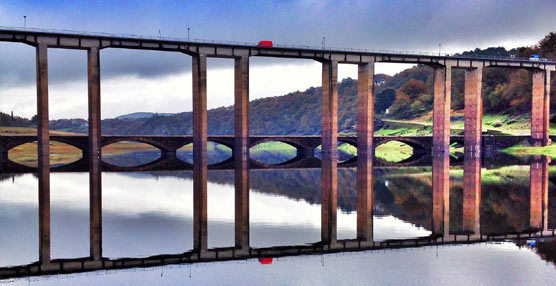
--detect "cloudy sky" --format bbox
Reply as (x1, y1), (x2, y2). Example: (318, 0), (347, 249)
(1, 0), (556, 119)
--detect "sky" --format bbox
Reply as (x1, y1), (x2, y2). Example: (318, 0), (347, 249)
(1, 0), (556, 119)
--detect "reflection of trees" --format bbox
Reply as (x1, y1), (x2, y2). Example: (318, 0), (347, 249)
(534, 238), (556, 268)
(449, 178), (463, 233)
(2, 161), (552, 236)
(105, 166), (549, 234)
(380, 175), (433, 229)
(549, 175), (556, 230)
(0, 173), (29, 183)
(480, 174), (530, 234)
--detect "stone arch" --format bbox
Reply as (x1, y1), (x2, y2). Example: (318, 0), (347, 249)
(374, 137), (430, 154)
(249, 137), (312, 152)
(101, 137), (169, 151)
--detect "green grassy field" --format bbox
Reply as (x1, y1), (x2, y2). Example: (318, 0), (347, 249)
(378, 113), (542, 136)
(503, 143), (556, 158)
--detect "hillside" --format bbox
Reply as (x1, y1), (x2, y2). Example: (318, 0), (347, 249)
(27, 77), (387, 136)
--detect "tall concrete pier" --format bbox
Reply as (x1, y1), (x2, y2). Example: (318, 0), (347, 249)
(530, 156), (550, 230)
(36, 43), (51, 267)
(464, 66), (483, 153)
(87, 47), (102, 261)
(432, 66), (451, 152)
(432, 152), (450, 237)
(356, 61), (374, 242)
(531, 70), (551, 146)
(234, 56), (250, 252)
(192, 54), (208, 252)
(463, 152), (481, 234)
(321, 60), (338, 245)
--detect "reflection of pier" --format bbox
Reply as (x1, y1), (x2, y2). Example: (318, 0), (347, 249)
(1, 154), (554, 280)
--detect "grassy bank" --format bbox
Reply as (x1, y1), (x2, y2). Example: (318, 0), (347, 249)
(378, 113), (548, 136)
(503, 143), (556, 158)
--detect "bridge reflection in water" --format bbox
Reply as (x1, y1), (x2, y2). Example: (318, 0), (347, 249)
(0, 150), (554, 280)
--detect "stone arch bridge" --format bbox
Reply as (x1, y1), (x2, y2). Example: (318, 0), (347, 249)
(0, 134), (540, 173)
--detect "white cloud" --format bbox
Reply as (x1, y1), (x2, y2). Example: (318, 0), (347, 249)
(1, 60), (411, 119)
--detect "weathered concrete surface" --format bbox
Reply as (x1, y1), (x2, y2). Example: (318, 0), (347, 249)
(464, 67), (483, 153)
(87, 47), (102, 261)
(321, 60), (338, 244)
(432, 152), (450, 237)
(192, 54), (208, 252)
(432, 66), (451, 152)
(531, 69), (551, 146)
(530, 156), (550, 230)
(463, 152), (481, 234)
(356, 61), (374, 241)
(234, 56), (250, 251)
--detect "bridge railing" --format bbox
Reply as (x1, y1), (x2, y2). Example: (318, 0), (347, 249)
(0, 26), (553, 64)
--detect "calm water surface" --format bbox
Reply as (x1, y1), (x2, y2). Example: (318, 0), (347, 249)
(1, 152), (556, 285)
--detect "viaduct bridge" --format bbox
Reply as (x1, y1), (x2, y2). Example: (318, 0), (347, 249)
(1, 27), (556, 271)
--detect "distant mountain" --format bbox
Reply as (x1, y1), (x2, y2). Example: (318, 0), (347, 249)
(116, 112), (175, 120)
(45, 76), (389, 135)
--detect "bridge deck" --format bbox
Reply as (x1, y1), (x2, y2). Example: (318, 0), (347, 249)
(1, 27), (556, 69)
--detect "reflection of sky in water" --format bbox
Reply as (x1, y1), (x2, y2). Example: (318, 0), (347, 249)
(1, 170), (556, 285)
(0, 172), (429, 265)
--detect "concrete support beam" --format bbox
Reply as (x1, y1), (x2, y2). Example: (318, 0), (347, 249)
(531, 69), (551, 146)
(464, 67), (483, 153)
(463, 152), (481, 234)
(36, 44), (50, 265)
(432, 66), (451, 152)
(87, 47), (102, 260)
(356, 61), (374, 241)
(192, 54), (208, 252)
(432, 152), (450, 237)
(321, 60), (338, 244)
(234, 56), (250, 251)
(530, 156), (549, 230)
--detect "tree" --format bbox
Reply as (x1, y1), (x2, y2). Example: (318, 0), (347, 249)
(538, 32), (556, 59)
(375, 88), (396, 114)
(397, 79), (427, 100)
(389, 93), (412, 118)
(30, 115), (38, 125)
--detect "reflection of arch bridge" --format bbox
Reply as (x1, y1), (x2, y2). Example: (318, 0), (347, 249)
(0, 134), (542, 173)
